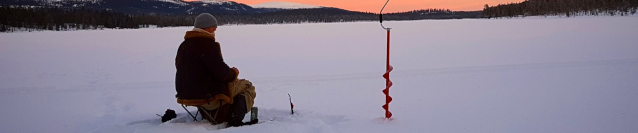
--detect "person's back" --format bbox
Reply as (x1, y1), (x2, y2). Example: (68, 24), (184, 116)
(175, 27), (235, 99)
(175, 13), (257, 127)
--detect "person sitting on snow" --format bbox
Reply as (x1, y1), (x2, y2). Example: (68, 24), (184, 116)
(175, 13), (256, 127)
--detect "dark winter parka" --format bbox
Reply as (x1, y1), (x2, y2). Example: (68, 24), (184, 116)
(175, 29), (237, 99)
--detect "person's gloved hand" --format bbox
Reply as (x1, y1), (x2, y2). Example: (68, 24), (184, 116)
(231, 67), (239, 76)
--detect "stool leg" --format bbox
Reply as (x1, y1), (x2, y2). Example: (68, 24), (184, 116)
(199, 100), (223, 125)
(182, 105), (198, 121)
(199, 107), (214, 124)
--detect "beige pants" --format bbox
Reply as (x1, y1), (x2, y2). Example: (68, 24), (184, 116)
(202, 79), (256, 112)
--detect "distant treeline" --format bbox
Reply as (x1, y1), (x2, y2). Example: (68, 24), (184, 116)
(0, 6), (193, 32)
(0, 5), (480, 32)
(483, 0), (638, 18)
(215, 8), (377, 25)
(216, 8), (481, 25)
(383, 9), (482, 20)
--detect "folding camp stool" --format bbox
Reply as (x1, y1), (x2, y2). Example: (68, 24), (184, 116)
(177, 97), (229, 124)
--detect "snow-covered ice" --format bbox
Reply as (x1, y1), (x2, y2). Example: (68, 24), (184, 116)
(1, 15), (638, 133)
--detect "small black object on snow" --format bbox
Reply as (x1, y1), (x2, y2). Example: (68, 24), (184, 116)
(161, 109), (177, 123)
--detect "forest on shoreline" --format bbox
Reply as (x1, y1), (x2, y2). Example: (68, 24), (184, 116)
(2, 0), (637, 32)
(483, 0), (637, 18)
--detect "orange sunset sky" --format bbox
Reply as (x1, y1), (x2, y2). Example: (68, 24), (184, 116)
(185, 0), (524, 12)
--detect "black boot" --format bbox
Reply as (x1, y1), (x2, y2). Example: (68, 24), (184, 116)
(228, 95), (247, 127)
